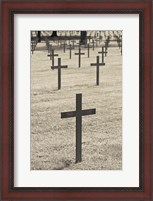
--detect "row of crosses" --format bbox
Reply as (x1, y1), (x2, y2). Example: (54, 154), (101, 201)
(31, 32), (122, 56)
(31, 34), (121, 164)
(47, 42), (108, 67)
(47, 44), (104, 163)
(46, 43), (98, 163)
(48, 55), (106, 90)
(47, 45), (107, 90)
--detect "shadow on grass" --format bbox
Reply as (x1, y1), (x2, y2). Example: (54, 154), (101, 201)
(53, 160), (72, 170)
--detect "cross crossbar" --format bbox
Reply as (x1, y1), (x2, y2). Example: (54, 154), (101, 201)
(61, 109), (96, 118)
(48, 53), (58, 57)
(51, 65), (67, 70)
(91, 63), (105, 66)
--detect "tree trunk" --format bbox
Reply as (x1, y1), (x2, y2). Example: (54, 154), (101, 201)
(37, 31), (41, 42)
(80, 31), (87, 45)
(51, 31), (58, 37)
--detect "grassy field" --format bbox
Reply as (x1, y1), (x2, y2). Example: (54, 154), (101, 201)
(31, 39), (122, 170)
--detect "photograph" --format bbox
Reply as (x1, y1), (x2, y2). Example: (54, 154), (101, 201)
(30, 30), (122, 170)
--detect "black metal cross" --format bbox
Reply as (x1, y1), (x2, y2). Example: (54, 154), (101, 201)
(104, 37), (110, 54)
(75, 47), (85, 68)
(47, 45), (52, 60)
(87, 43), (92, 58)
(67, 44), (74, 59)
(118, 36), (122, 55)
(61, 93), (96, 163)
(49, 49), (58, 67)
(90, 56), (105, 85)
(51, 58), (67, 90)
(120, 42), (122, 55)
(98, 46), (107, 63)
(92, 39), (95, 50)
(104, 42), (108, 56)
(31, 41), (36, 54)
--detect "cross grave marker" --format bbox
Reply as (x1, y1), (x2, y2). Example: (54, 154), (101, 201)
(87, 43), (92, 58)
(67, 44), (74, 59)
(61, 93), (96, 163)
(92, 39), (95, 50)
(104, 42), (108, 56)
(49, 49), (58, 67)
(51, 58), (67, 90)
(90, 56), (105, 85)
(75, 47), (85, 68)
(118, 36), (122, 55)
(98, 46), (107, 63)
(31, 41), (36, 54)
(47, 45), (52, 60)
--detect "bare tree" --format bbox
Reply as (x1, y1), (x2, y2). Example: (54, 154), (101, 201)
(50, 31), (58, 37)
(37, 31), (41, 42)
(80, 31), (87, 45)
(37, 31), (87, 44)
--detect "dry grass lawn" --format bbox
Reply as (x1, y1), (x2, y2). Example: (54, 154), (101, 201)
(31, 40), (122, 170)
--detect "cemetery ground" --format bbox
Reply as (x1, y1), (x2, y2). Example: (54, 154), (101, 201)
(31, 41), (122, 170)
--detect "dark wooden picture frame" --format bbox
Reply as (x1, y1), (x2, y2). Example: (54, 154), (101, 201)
(0, 0), (152, 200)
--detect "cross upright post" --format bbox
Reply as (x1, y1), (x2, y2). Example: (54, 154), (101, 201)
(90, 56), (105, 85)
(51, 58), (68, 90)
(69, 44), (72, 59)
(104, 42), (108, 56)
(61, 94), (96, 163)
(88, 44), (90, 57)
(87, 43), (92, 58)
(47, 45), (52, 60)
(92, 39), (95, 50)
(60, 41), (66, 52)
(117, 35), (122, 55)
(64, 41), (65, 53)
(62, 41), (66, 53)
(121, 42), (122, 55)
(67, 44), (74, 59)
(49, 49), (58, 67)
(76, 94), (82, 162)
(117, 35), (122, 49)
(31, 41), (36, 54)
(98, 46), (107, 63)
(75, 47), (85, 68)
(31, 43), (34, 54)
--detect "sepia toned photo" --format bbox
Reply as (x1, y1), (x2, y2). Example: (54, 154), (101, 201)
(31, 30), (122, 170)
